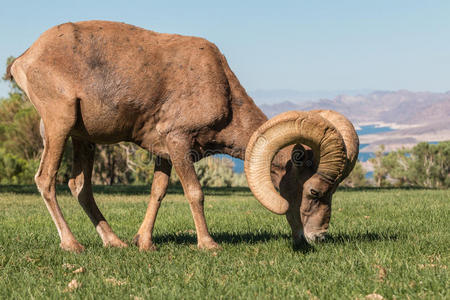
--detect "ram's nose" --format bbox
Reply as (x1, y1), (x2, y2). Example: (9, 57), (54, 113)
(304, 231), (328, 243)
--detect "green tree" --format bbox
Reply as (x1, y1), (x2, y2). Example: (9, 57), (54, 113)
(92, 143), (155, 185)
(341, 161), (368, 187)
(402, 142), (449, 188)
(0, 57), (44, 183)
(370, 145), (390, 187)
(373, 142), (450, 188)
(171, 156), (248, 187)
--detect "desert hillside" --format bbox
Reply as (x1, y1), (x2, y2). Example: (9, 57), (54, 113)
(256, 90), (450, 152)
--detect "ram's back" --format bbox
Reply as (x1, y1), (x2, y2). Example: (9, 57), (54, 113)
(9, 21), (232, 147)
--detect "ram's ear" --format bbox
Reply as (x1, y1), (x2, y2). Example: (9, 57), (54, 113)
(291, 144), (315, 169)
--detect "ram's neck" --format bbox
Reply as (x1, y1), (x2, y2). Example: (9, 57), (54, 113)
(214, 54), (291, 190)
(211, 54), (265, 159)
(214, 92), (266, 160)
(214, 94), (292, 190)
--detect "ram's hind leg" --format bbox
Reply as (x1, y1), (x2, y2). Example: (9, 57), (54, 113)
(69, 138), (127, 248)
(35, 106), (84, 252)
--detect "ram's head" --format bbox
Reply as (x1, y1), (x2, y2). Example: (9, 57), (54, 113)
(245, 110), (359, 245)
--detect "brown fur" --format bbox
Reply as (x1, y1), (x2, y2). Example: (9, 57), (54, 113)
(9, 21), (353, 252)
(9, 21), (282, 251)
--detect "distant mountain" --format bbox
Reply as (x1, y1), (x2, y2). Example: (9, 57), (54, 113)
(249, 89), (374, 105)
(255, 90), (450, 152)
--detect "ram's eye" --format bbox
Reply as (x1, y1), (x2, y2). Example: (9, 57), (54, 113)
(310, 188), (321, 198)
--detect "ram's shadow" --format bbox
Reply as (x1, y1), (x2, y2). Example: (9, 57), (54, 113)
(324, 231), (400, 244)
(153, 230), (400, 254)
(292, 240), (316, 254)
(153, 231), (317, 254)
(153, 231), (290, 246)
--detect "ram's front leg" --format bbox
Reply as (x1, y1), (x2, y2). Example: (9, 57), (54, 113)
(286, 202), (305, 247)
(134, 157), (171, 251)
(166, 133), (220, 250)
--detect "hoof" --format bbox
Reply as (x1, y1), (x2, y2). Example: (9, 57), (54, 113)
(139, 243), (158, 252)
(104, 238), (128, 248)
(60, 240), (85, 253)
(132, 234), (140, 246)
(198, 240), (221, 250)
(133, 234), (157, 251)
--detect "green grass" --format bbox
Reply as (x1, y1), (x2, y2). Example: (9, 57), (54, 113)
(0, 185), (448, 299)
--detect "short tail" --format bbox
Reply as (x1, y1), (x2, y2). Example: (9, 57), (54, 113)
(5, 60), (14, 81)
(5, 48), (30, 81)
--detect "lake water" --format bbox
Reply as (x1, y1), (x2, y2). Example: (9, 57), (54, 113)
(215, 124), (394, 173)
(357, 125), (394, 162)
(356, 125), (393, 135)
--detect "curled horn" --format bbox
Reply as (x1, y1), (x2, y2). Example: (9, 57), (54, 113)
(310, 110), (359, 180)
(244, 111), (347, 215)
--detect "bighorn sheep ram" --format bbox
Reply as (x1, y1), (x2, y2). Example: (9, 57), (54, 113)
(7, 21), (358, 252)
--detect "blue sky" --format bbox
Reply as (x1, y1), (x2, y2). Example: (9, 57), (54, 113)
(1, 1), (449, 100)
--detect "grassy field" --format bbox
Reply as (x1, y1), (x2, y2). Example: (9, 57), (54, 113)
(0, 185), (448, 299)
